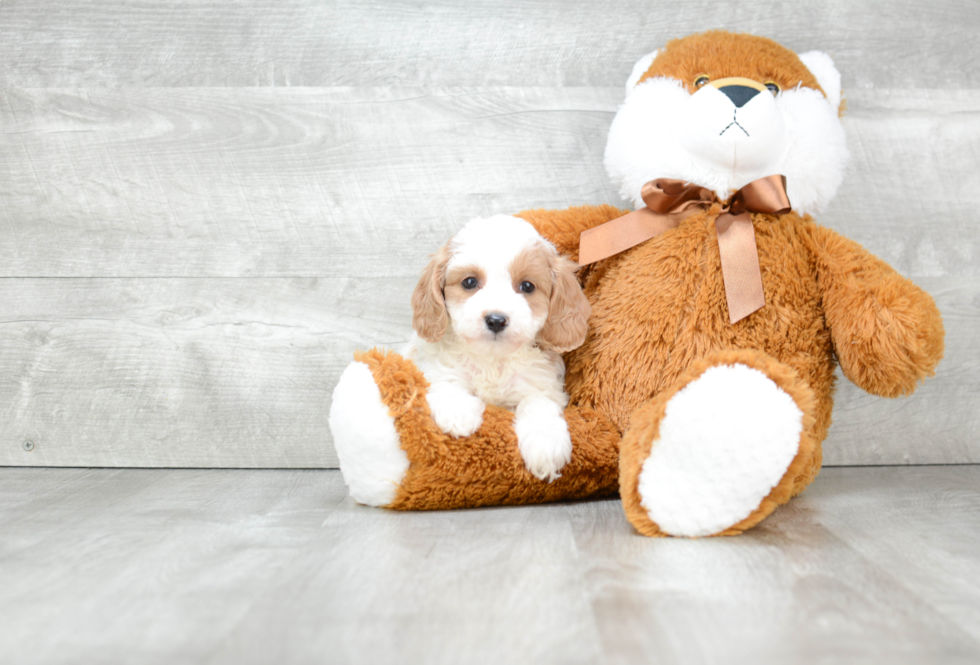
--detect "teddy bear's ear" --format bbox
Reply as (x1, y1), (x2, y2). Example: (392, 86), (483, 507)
(625, 49), (661, 98)
(798, 51), (842, 113)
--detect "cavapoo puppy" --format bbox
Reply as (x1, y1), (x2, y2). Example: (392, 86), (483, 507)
(406, 215), (591, 481)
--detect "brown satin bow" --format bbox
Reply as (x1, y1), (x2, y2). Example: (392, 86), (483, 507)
(579, 174), (790, 324)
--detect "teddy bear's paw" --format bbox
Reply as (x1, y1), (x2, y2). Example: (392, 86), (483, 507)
(515, 398), (572, 482)
(637, 363), (804, 537)
(328, 361), (409, 507)
(426, 383), (486, 437)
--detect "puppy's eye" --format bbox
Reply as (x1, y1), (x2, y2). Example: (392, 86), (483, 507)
(694, 75), (710, 88)
(518, 281), (535, 294)
(764, 81), (780, 95)
(461, 277), (479, 290)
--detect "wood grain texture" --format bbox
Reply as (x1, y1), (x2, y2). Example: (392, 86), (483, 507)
(823, 90), (980, 279)
(0, 86), (618, 277)
(1, 0), (978, 88)
(0, 277), (413, 468)
(573, 466), (980, 664)
(0, 468), (350, 665)
(213, 499), (605, 665)
(1, 467), (978, 664)
(807, 466), (980, 647)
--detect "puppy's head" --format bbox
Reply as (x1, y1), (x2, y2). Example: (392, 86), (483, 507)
(412, 215), (591, 355)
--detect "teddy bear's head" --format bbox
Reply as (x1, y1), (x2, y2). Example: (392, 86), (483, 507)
(605, 30), (848, 215)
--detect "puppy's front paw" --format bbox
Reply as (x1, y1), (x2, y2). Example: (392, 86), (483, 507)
(515, 403), (572, 482)
(426, 384), (485, 437)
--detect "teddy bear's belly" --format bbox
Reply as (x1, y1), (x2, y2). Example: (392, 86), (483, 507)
(564, 217), (836, 434)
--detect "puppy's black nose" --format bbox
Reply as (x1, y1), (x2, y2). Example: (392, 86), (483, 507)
(719, 84), (761, 108)
(485, 313), (508, 333)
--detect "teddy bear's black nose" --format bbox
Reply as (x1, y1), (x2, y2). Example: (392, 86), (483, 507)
(485, 313), (508, 333)
(719, 84), (761, 108)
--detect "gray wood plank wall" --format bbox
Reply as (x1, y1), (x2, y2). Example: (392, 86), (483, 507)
(1, 1), (978, 468)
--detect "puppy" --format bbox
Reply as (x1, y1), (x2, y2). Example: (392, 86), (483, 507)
(405, 215), (591, 482)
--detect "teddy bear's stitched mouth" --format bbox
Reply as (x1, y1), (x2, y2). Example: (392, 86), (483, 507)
(719, 111), (750, 138)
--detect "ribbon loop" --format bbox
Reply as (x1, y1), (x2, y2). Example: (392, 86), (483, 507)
(578, 175), (791, 324)
(729, 174), (791, 217)
(642, 179), (715, 214)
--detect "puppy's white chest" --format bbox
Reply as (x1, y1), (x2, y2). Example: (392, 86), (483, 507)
(466, 361), (523, 409)
(461, 350), (565, 410)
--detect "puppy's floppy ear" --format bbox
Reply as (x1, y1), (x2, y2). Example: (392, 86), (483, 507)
(411, 244), (451, 342)
(540, 254), (591, 353)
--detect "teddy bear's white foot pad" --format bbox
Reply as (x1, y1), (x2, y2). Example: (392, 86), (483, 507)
(638, 364), (803, 537)
(329, 361), (409, 507)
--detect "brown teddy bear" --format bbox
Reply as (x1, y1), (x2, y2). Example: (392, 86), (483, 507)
(329, 30), (944, 537)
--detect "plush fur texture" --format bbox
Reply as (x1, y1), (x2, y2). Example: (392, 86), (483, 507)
(404, 215), (591, 481)
(606, 30), (848, 215)
(636, 363), (804, 537)
(354, 348), (621, 509)
(328, 361), (409, 506)
(619, 349), (819, 537)
(333, 30), (945, 538)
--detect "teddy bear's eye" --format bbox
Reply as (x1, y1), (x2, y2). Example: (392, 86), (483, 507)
(765, 81), (780, 95)
(519, 281), (535, 294)
(694, 75), (710, 88)
(462, 277), (479, 290)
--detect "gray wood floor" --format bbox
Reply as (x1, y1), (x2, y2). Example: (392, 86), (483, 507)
(1, 466), (979, 665)
(1, 1), (979, 469)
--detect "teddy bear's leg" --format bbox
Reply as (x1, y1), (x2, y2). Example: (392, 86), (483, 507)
(329, 348), (622, 510)
(329, 358), (410, 506)
(619, 349), (818, 537)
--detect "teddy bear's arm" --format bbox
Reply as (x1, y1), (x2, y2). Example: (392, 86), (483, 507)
(808, 224), (945, 398)
(515, 204), (630, 262)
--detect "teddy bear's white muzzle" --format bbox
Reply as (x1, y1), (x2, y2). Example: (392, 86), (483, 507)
(681, 84), (788, 179)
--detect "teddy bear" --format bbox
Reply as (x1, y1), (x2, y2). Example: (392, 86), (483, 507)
(328, 30), (945, 537)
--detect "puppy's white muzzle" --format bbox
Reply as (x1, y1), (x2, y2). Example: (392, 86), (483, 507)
(448, 279), (540, 355)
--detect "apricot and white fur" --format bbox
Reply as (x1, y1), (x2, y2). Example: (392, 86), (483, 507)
(406, 215), (591, 482)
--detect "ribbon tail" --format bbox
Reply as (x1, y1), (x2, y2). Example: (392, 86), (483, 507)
(715, 212), (765, 324)
(578, 207), (680, 266)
